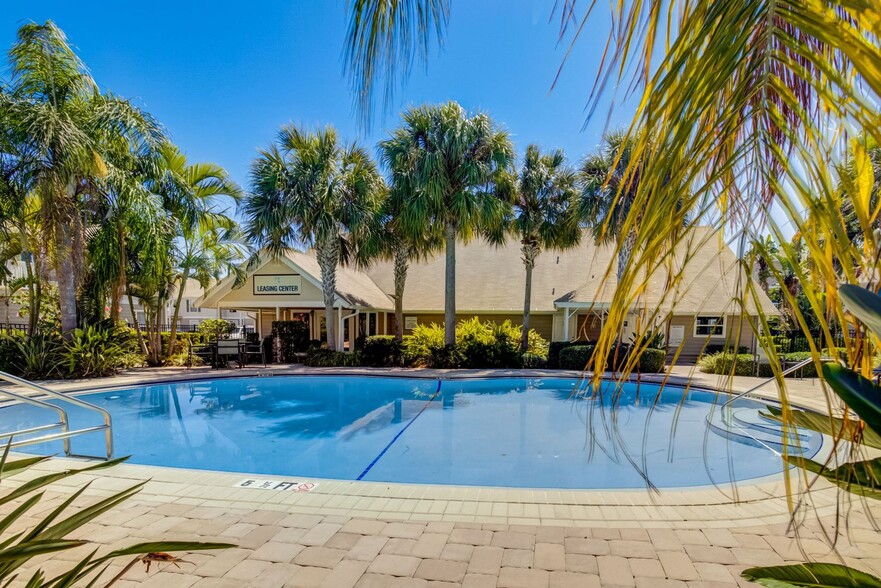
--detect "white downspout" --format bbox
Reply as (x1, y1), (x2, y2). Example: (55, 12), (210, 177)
(339, 308), (360, 352)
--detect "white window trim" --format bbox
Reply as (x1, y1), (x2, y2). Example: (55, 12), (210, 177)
(694, 315), (725, 338)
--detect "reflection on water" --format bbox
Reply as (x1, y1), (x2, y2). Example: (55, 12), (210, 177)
(0, 376), (821, 489)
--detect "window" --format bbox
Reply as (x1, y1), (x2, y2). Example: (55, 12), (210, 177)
(694, 316), (724, 337)
(185, 300), (201, 313)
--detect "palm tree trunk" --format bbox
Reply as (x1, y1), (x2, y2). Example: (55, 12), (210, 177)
(617, 229), (637, 280)
(521, 241), (538, 351)
(393, 244), (408, 341)
(110, 218), (126, 323)
(23, 253), (37, 336)
(165, 270), (189, 359)
(55, 222), (78, 335)
(316, 237), (339, 350)
(444, 221), (456, 346)
(128, 293), (148, 355)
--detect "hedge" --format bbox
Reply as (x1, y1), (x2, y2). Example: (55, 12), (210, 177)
(304, 348), (361, 367)
(558, 344), (666, 373)
(361, 336), (404, 367)
(698, 349), (849, 377)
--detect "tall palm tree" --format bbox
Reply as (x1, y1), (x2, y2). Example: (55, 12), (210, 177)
(508, 145), (581, 350)
(243, 125), (384, 350)
(372, 148), (444, 341)
(3, 21), (162, 334)
(142, 144), (244, 358)
(579, 130), (642, 280)
(379, 102), (513, 345)
(167, 224), (246, 358)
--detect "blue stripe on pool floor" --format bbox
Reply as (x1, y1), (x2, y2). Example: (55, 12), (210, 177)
(356, 379), (442, 481)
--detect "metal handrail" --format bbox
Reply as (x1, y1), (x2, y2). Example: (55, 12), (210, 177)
(721, 357), (835, 413)
(0, 387), (70, 454)
(0, 371), (113, 459)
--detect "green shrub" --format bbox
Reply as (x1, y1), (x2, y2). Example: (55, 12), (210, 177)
(272, 320), (310, 361)
(304, 348), (361, 367)
(402, 319), (548, 369)
(12, 333), (63, 379)
(62, 325), (124, 377)
(197, 318), (235, 340)
(403, 323), (446, 365)
(361, 336), (404, 367)
(456, 318), (522, 368)
(547, 341), (577, 369)
(638, 348), (666, 373)
(698, 352), (757, 376)
(521, 352), (547, 369)
(559, 345), (595, 371)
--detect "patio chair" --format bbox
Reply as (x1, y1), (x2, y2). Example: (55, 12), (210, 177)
(216, 339), (243, 369)
(188, 339), (216, 369)
(243, 339), (267, 367)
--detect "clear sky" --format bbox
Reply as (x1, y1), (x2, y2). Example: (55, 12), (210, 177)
(3, 1), (635, 195)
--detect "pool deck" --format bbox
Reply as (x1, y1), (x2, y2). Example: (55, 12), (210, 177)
(5, 366), (881, 587)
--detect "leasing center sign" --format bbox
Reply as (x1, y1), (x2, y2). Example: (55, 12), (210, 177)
(253, 274), (302, 295)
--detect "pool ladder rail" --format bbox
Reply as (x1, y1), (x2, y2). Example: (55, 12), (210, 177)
(0, 370), (113, 460)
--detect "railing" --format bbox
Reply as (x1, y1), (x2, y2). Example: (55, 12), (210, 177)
(0, 371), (113, 460)
(721, 357), (835, 415)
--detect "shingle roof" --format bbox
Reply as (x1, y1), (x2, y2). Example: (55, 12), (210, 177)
(284, 251), (393, 309)
(366, 226), (778, 315)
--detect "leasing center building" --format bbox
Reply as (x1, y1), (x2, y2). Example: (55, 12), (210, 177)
(197, 226), (778, 360)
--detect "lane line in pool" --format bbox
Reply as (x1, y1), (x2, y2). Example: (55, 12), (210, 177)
(356, 379), (443, 481)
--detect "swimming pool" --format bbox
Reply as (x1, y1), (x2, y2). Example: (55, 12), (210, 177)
(0, 376), (822, 489)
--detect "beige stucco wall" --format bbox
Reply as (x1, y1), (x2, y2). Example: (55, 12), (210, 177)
(666, 314), (756, 361)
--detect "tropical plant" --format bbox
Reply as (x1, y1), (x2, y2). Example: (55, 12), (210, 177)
(0, 444), (230, 586)
(244, 125), (384, 350)
(197, 318), (236, 341)
(151, 144), (244, 358)
(506, 144), (581, 349)
(375, 147), (443, 341)
(580, 130), (644, 280)
(739, 282), (881, 585)
(379, 102), (513, 345)
(61, 325), (124, 377)
(2, 21), (163, 334)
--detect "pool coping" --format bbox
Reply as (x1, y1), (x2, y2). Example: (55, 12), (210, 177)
(3, 367), (847, 529)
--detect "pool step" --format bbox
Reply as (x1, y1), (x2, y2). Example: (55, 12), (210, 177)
(706, 409), (813, 454)
(730, 409), (811, 442)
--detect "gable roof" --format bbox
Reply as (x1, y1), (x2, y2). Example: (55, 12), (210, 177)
(555, 228), (779, 315)
(197, 250), (393, 310)
(366, 226), (778, 315)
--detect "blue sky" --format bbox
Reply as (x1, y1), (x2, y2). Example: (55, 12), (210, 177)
(4, 1), (634, 194)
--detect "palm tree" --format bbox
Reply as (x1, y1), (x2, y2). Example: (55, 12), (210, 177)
(508, 145), (581, 350)
(3, 21), (162, 334)
(372, 148), (444, 341)
(379, 102), (513, 345)
(167, 224), (246, 358)
(142, 144), (244, 358)
(579, 130), (642, 280)
(243, 125), (384, 350)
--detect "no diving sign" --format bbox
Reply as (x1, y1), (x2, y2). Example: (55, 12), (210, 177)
(234, 478), (318, 492)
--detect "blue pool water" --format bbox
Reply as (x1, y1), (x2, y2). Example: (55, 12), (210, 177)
(0, 376), (822, 489)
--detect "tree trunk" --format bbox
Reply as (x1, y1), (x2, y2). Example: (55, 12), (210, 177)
(165, 270), (189, 359)
(128, 293), (148, 356)
(617, 229), (637, 280)
(55, 222), (78, 335)
(521, 241), (538, 351)
(23, 252), (37, 336)
(316, 237), (340, 350)
(444, 222), (457, 346)
(110, 218), (126, 323)
(393, 244), (408, 342)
